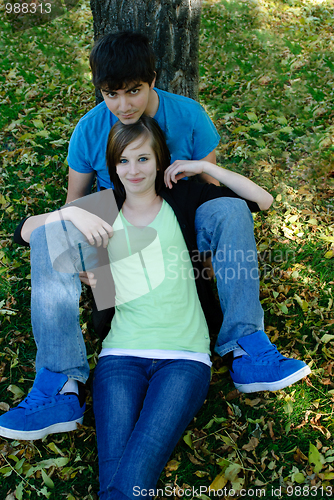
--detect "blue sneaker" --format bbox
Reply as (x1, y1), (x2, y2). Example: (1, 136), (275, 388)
(230, 331), (311, 393)
(0, 368), (85, 440)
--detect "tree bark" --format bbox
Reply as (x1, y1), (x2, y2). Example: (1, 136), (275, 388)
(89, 0), (202, 102)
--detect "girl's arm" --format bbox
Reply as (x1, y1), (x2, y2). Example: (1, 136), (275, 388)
(21, 207), (113, 247)
(164, 160), (273, 211)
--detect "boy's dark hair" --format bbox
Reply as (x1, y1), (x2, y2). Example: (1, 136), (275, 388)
(106, 115), (171, 198)
(90, 31), (156, 91)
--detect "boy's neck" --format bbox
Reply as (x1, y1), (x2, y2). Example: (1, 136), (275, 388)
(144, 88), (159, 118)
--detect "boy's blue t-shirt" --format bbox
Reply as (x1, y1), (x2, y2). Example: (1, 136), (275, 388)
(67, 88), (220, 191)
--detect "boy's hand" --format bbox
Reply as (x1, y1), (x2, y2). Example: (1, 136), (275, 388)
(164, 160), (205, 189)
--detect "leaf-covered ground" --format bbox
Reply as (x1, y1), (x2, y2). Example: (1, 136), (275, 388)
(0, 0), (333, 498)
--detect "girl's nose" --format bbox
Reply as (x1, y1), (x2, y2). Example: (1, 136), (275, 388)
(129, 161), (139, 174)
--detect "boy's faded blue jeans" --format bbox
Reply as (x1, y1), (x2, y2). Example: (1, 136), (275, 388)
(30, 197), (264, 383)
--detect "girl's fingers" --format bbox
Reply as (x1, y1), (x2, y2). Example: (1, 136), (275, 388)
(101, 230), (110, 248)
(79, 272), (96, 288)
(86, 234), (96, 246)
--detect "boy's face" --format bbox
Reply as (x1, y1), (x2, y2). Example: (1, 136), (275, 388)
(101, 80), (155, 124)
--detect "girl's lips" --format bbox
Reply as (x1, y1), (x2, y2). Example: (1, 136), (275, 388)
(128, 178), (144, 183)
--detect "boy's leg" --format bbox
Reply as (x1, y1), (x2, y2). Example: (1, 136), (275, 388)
(196, 198), (264, 354)
(0, 223), (91, 440)
(31, 224), (90, 381)
(93, 357), (210, 500)
(195, 198), (310, 393)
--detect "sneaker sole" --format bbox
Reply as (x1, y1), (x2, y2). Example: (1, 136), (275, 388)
(233, 365), (311, 393)
(0, 417), (84, 441)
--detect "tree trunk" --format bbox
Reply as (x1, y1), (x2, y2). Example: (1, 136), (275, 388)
(89, 0), (202, 102)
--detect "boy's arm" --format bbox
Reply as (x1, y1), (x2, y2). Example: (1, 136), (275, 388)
(66, 168), (95, 203)
(164, 160), (273, 210)
(198, 151), (220, 186)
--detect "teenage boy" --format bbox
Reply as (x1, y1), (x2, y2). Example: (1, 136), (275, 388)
(0, 32), (310, 441)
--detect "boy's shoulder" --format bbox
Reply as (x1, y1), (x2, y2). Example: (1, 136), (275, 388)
(75, 101), (116, 130)
(155, 88), (204, 114)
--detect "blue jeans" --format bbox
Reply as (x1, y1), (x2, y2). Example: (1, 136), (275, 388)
(30, 198), (264, 381)
(195, 198), (264, 356)
(30, 222), (93, 383)
(92, 356), (211, 499)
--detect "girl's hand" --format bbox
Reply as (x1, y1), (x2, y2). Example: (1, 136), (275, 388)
(60, 206), (114, 248)
(79, 271), (97, 288)
(164, 160), (205, 189)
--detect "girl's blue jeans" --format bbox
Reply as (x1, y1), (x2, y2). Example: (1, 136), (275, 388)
(92, 355), (211, 500)
(29, 198), (264, 383)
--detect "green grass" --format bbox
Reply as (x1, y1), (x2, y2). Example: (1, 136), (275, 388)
(1, 0), (334, 498)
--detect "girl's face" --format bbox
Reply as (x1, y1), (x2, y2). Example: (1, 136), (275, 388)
(116, 135), (158, 196)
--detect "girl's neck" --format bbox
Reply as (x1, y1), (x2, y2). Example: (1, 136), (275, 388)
(122, 190), (162, 226)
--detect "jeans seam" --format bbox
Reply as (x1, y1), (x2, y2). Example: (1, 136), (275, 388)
(73, 275), (86, 366)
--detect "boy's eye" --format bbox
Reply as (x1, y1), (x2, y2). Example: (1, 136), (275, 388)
(130, 89), (139, 95)
(101, 90), (116, 98)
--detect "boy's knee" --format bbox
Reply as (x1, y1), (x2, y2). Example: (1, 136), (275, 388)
(196, 198), (252, 230)
(30, 224), (47, 247)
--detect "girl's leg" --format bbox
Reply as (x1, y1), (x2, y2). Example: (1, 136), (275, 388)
(93, 356), (151, 499)
(106, 359), (211, 500)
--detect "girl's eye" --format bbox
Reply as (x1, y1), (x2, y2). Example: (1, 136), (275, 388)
(139, 157), (148, 162)
(119, 159), (128, 164)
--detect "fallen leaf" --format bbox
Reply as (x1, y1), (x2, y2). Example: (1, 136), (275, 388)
(292, 472), (305, 484)
(245, 397), (261, 407)
(226, 389), (240, 400)
(0, 402), (10, 412)
(187, 454), (202, 465)
(165, 459), (180, 472)
(209, 470), (228, 491)
(321, 334), (334, 344)
(183, 431), (193, 449)
(7, 385), (25, 400)
(194, 470), (209, 477)
(294, 448), (308, 463)
(42, 468), (54, 489)
(259, 75), (272, 85)
(309, 443), (325, 474)
(242, 436), (259, 451)
(268, 421), (275, 440)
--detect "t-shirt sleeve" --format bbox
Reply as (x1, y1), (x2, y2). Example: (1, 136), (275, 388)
(13, 216), (32, 246)
(66, 122), (94, 174)
(192, 105), (220, 160)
